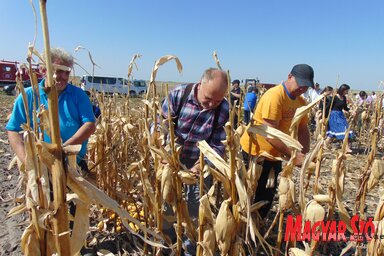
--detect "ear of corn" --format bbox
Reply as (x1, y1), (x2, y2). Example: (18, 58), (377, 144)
(368, 210), (384, 255)
(215, 199), (236, 255)
(160, 164), (175, 203)
(199, 195), (216, 255)
(278, 177), (295, 210)
(289, 247), (310, 256)
(304, 200), (325, 225)
(367, 159), (384, 191)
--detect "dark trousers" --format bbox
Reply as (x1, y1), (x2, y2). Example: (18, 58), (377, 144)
(242, 151), (282, 218)
(244, 110), (251, 125)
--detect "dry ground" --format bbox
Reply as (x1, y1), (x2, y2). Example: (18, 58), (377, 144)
(0, 93), (27, 255)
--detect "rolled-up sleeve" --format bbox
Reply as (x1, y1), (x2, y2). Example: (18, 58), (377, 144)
(6, 95), (27, 132)
(77, 91), (96, 124)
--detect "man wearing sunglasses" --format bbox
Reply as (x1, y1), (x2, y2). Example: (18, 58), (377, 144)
(6, 48), (96, 171)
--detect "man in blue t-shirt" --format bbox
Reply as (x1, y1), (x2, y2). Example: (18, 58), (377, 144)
(243, 86), (258, 124)
(6, 48), (96, 169)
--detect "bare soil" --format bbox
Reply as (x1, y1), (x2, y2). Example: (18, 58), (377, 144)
(0, 93), (27, 256)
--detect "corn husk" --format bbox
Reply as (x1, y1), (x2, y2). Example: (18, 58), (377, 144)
(215, 199), (236, 255)
(247, 124), (303, 151)
(289, 248), (310, 256)
(313, 194), (332, 204)
(304, 200), (325, 225)
(161, 165), (175, 203)
(367, 160), (384, 191)
(278, 177), (295, 210)
(21, 224), (42, 255)
(289, 95), (324, 135)
(197, 140), (231, 177)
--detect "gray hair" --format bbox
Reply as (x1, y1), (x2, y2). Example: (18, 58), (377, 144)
(43, 47), (74, 67)
(201, 68), (227, 83)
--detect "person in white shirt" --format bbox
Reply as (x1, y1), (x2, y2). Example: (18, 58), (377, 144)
(308, 82), (321, 103)
(371, 91), (377, 102)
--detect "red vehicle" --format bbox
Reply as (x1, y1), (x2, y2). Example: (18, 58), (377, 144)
(0, 60), (43, 87)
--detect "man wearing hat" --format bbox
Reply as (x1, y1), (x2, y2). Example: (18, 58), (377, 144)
(240, 64), (312, 218)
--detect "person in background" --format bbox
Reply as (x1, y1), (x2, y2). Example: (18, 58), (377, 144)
(315, 86), (334, 136)
(308, 82), (321, 103)
(230, 79), (241, 127)
(6, 47), (96, 170)
(243, 86), (258, 125)
(240, 64), (312, 218)
(371, 91), (377, 103)
(307, 82), (322, 132)
(318, 86), (334, 118)
(325, 84), (354, 152)
(357, 90), (373, 109)
(230, 79), (241, 105)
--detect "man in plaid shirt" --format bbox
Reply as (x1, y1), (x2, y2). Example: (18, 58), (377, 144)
(161, 68), (229, 255)
(161, 67), (229, 170)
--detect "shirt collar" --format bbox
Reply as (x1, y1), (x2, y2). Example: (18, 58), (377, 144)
(282, 82), (295, 100)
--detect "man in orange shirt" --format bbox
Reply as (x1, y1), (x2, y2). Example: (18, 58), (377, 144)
(240, 64), (312, 218)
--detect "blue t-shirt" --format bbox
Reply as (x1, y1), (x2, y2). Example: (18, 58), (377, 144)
(243, 92), (257, 111)
(6, 80), (96, 160)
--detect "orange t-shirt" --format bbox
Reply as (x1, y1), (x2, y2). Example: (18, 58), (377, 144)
(240, 84), (308, 158)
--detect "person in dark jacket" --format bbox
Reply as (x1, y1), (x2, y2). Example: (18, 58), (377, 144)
(325, 84), (354, 151)
(230, 79), (241, 128)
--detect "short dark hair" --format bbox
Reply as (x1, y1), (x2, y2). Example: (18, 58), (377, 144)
(359, 91), (367, 98)
(337, 84), (350, 95)
(320, 86), (333, 94)
(232, 79), (240, 85)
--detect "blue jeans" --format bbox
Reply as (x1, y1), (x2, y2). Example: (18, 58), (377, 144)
(162, 158), (212, 255)
(183, 175), (212, 255)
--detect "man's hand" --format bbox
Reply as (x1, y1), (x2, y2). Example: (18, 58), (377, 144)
(190, 163), (201, 175)
(294, 152), (305, 167)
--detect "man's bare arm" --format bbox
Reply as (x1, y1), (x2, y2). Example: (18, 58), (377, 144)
(298, 121), (310, 154)
(7, 130), (26, 164)
(63, 122), (96, 147)
(230, 92), (241, 98)
(263, 118), (292, 157)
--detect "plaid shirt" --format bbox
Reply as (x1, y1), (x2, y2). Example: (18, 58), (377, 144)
(161, 83), (229, 164)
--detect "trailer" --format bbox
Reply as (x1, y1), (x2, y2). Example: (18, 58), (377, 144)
(0, 60), (43, 86)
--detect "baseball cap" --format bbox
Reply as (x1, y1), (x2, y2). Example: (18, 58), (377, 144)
(290, 64), (314, 88)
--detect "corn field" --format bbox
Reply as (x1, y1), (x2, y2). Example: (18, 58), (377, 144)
(2, 1), (384, 256)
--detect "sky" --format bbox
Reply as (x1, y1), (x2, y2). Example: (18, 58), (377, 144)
(1, 0), (384, 91)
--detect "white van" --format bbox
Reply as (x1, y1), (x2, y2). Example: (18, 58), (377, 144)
(81, 75), (147, 95)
